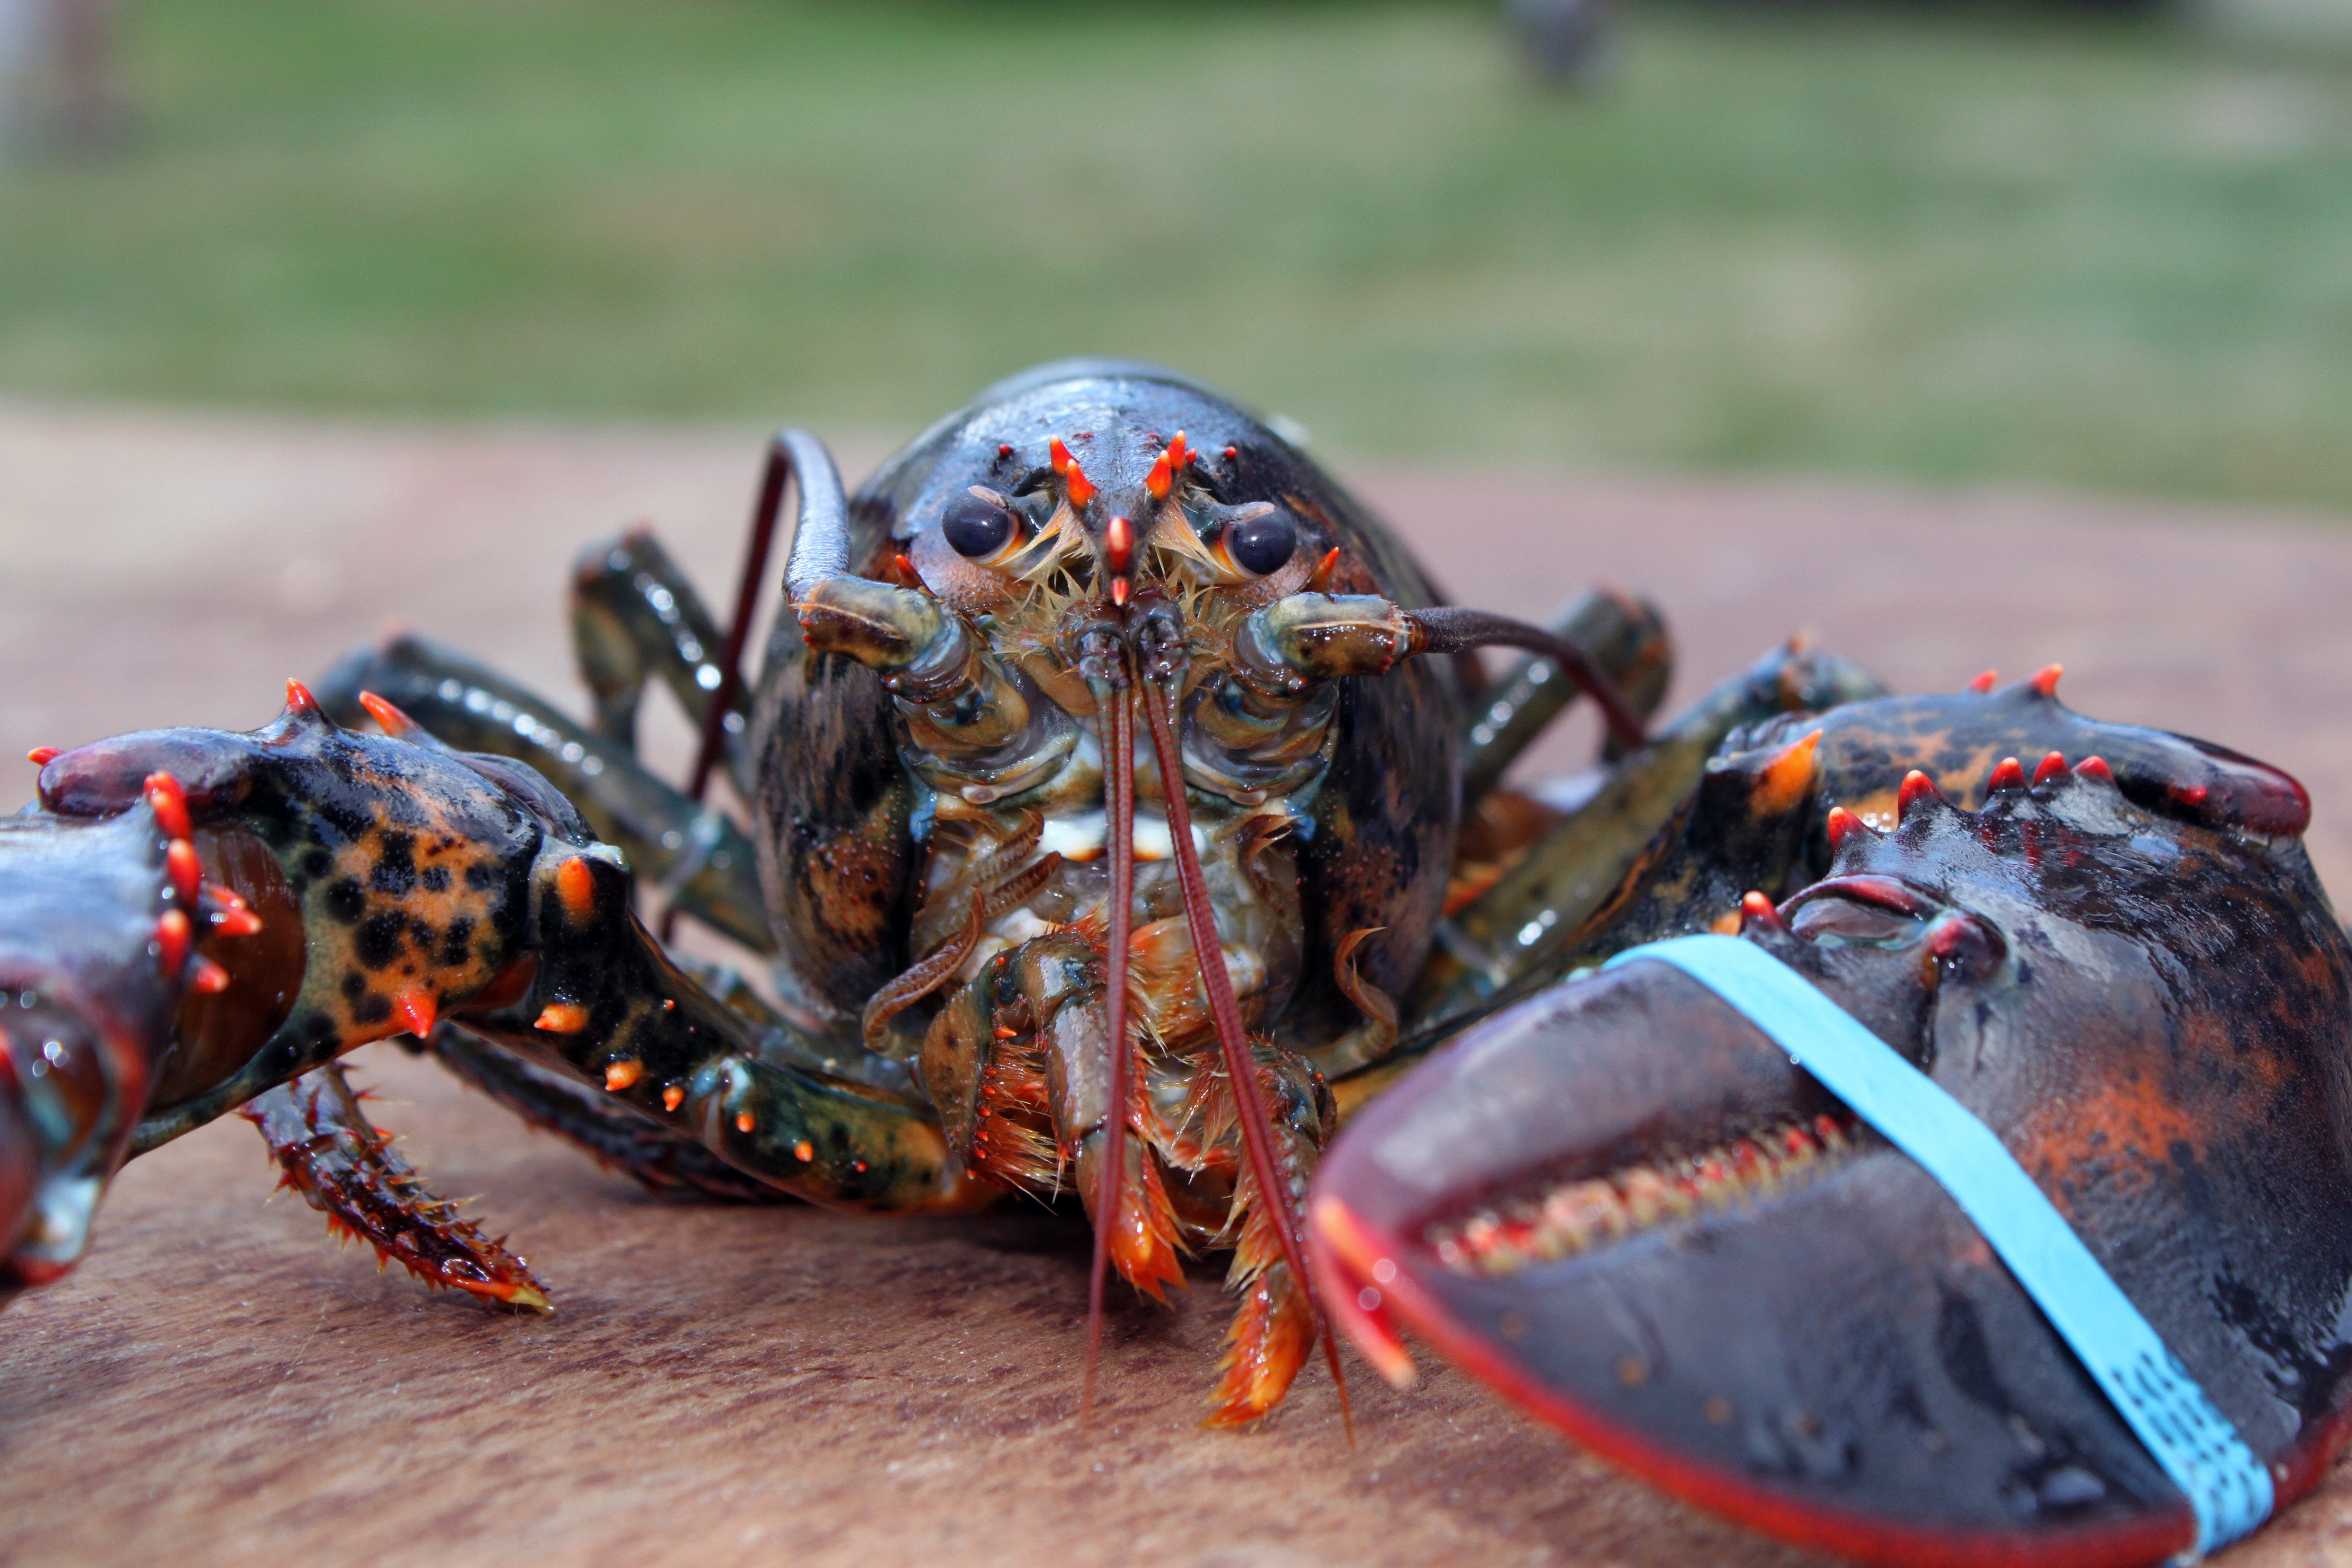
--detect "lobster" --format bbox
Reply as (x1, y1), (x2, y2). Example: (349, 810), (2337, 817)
(1, 359), (1741, 1424)
(7, 361), (2340, 1568)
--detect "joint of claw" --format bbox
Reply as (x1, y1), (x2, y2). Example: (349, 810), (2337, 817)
(1425, 1111), (1861, 1278)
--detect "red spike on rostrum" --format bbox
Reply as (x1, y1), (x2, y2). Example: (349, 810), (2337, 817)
(1082, 681), (1138, 1427)
(1140, 683), (1350, 1437)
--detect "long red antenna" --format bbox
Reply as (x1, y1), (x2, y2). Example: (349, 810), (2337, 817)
(687, 434), (794, 808)
(1141, 684), (1350, 1432)
(1081, 680), (1137, 1424)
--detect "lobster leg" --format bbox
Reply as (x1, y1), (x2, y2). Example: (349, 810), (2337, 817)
(1361, 640), (1889, 1109)
(568, 529), (750, 790)
(314, 634), (777, 962)
(1457, 587), (1673, 805)
(242, 1059), (551, 1309)
(416, 1025), (791, 1205)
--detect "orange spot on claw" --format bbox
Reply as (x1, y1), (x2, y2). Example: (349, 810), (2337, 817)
(794, 1139), (814, 1161)
(535, 1002), (589, 1034)
(26, 747), (58, 767)
(2031, 663), (2063, 698)
(605, 1060), (643, 1091)
(556, 857), (596, 923)
(1966, 669), (1998, 694)
(1748, 729), (1820, 818)
(284, 678), (322, 715)
(736, 1111), (756, 1133)
(358, 691), (424, 738)
(662, 1085), (685, 1112)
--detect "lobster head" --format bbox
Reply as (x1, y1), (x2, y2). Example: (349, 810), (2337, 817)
(1314, 705), (2352, 1568)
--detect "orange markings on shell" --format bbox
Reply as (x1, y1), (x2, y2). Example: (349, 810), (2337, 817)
(2033, 750), (2068, 786)
(394, 989), (438, 1040)
(2031, 663), (2064, 698)
(662, 1084), (685, 1112)
(1966, 669), (1998, 694)
(143, 772), (193, 840)
(534, 1002), (590, 1034)
(155, 908), (192, 974)
(556, 857), (597, 924)
(605, 1060), (643, 1092)
(1748, 729), (1820, 818)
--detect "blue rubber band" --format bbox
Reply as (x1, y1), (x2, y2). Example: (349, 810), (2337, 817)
(1602, 933), (2273, 1556)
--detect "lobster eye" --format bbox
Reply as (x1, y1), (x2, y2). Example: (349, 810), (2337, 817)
(1225, 507), (1298, 577)
(941, 494), (1018, 559)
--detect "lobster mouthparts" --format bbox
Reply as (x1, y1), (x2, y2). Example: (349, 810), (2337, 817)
(1314, 754), (2352, 1568)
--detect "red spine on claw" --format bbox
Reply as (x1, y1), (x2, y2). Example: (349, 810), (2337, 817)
(143, 772), (193, 840)
(2075, 756), (2114, 784)
(208, 902), (264, 939)
(26, 746), (58, 767)
(2033, 751), (2068, 786)
(1897, 770), (1942, 817)
(285, 677), (324, 715)
(1824, 806), (1862, 849)
(1740, 890), (1785, 933)
(155, 908), (191, 974)
(358, 691), (425, 738)
(394, 990), (439, 1040)
(535, 1003), (589, 1034)
(1966, 670), (1997, 694)
(2030, 663), (2063, 698)
(1987, 757), (2026, 793)
(189, 956), (231, 994)
(165, 838), (203, 905)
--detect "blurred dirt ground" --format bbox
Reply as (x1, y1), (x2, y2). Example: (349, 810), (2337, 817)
(4, 404), (2352, 1568)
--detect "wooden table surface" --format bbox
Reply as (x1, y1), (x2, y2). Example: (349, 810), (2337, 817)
(4, 404), (2352, 1568)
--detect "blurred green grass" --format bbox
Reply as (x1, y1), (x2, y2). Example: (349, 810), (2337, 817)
(1, 0), (2348, 508)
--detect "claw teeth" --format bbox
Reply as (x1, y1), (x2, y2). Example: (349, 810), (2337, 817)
(1424, 1111), (1859, 1276)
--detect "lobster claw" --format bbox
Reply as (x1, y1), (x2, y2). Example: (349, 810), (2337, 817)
(1316, 819), (2352, 1568)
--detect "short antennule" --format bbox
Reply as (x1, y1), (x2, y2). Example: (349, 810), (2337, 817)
(775, 429), (853, 607)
